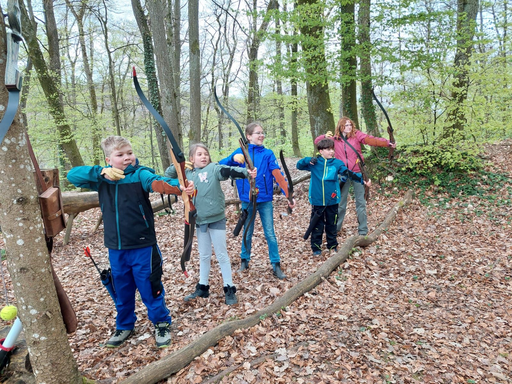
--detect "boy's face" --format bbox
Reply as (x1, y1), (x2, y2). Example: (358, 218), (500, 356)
(319, 147), (335, 159)
(191, 148), (210, 168)
(106, 145), (136, 170)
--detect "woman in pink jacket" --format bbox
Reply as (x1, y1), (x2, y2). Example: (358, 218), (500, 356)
(315, 116), (396, 235)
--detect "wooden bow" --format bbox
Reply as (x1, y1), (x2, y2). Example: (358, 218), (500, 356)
(372, 88), (395, 164)
(213, 86), (258, 248)
(133, 67), (196, 277)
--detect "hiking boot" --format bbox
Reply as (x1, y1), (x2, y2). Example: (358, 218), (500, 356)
(272, 262), (286, 279)
(105, 329), (134, 348)
(223, 285), (238, 305)
(313, 250), (322, 256)
(154, 322), (171, 348)
(238, 259), (249, 272)
(184, 283), (210, 302)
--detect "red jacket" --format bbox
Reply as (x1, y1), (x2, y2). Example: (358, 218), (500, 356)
(315, 131), (390, 173)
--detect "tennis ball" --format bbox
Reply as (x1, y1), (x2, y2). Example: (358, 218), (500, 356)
(0, 305), (17, 321)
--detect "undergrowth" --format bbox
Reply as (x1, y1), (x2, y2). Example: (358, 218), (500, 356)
(365, 145), (512, 208)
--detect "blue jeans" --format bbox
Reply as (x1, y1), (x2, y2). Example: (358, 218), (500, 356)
(337, 178), (368, 235)
(240, 201), (280, 264)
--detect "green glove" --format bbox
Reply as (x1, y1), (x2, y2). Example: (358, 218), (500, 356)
(101, 167), (125, 181)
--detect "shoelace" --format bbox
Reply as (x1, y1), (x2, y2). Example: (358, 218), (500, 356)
(156, 325), (169, 337)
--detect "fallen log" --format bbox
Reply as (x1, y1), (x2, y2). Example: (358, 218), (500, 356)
(61, 173), (310, 215)
(121, 190), (414, 384)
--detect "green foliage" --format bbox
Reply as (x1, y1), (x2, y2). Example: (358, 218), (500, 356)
(399, 144), (482, 176)
(386, 145), (511, 206)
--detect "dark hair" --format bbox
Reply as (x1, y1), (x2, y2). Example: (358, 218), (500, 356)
(316, 138), (335, 151)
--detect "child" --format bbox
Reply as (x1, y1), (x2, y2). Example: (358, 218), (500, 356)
(165, 143), (256, 305)
(315, 116), (394, 235)
(220, 122), (295, 279)
(297, 138), (367, 255)
(67, 135), (194, 349)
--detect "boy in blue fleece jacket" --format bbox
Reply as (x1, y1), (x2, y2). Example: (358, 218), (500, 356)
(67, 136), (194, 349)
(297, 138), (368, 255)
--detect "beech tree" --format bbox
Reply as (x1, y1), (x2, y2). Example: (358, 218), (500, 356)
(0, 8), (80, 382)
(296, 0), (334, 139)
(19, 0), (84, 167)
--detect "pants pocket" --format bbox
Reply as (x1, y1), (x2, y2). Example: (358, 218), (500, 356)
(149, 265), (163, 298)
(149, 245), (164, 298)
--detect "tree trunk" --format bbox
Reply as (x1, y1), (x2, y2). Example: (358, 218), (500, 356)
(0, 13), (81, 382)
(64, 0), (102, 165)
(274, 13), (286, 142)
(188, 0), (201, 144)
(442, 0), (479, 141)
(246, 0), (279, 123)
(290, 1), (301, 157)
(121, 190), (413, 383)
(96, 0), (121, 135)
(131, 0), (172, 171)
(147, 0), (183, 149)
(340, 0), (359, 127)
(297, 0), (335, 140)
(19, 0), (84, 167)
(357, 0), (379, 137)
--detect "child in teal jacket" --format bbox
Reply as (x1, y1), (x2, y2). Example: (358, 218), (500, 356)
(297, 138), (366, 255)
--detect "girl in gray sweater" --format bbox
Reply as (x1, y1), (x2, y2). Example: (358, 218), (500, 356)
(165, 143), (256, 305)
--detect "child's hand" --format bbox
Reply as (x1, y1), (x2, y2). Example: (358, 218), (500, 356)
(288, 198), (296, 209)
(389, 142), (396, 148)
(364, 179), (372, 187)
(101, 167), (125, 181)
(181, 181), (195, 195)
(233, 154), (245, 164)
(248, 167), (257, 179)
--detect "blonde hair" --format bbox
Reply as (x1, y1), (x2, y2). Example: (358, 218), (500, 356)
(189, 143), (211, 165)
(335, 117), (357, 139)
(101, 136), (132, 157)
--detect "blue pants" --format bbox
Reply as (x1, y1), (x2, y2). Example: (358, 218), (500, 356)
(109, 245), (171, 330)
(240, 200), (280, 264)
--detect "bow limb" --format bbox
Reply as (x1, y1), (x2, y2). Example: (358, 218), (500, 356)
(0, 25), (23, 144)
(371, 88), (395, 164)
(133, 67), (196, 277)
(214, 86), (259, 247)
(278, 150), (294, 214)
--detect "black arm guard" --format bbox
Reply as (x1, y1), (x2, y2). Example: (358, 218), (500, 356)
(220, 167), (247, 179)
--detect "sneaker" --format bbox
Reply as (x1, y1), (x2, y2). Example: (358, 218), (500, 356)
(224, 285), (238, 305)
(155, 322), (171, 348)
(313, 250), (322, 256)
(105, 329), (134, 348)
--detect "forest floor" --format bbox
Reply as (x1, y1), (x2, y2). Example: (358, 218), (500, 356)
(1, 141), (511, 384)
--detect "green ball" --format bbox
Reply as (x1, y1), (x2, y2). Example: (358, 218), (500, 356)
(0, 305), (17, 321)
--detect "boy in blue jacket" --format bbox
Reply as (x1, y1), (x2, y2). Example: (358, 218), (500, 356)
(297, 138), (368, 255)
(67, 136), (194, 349)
